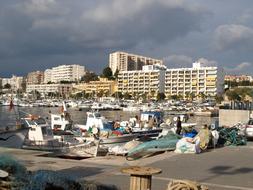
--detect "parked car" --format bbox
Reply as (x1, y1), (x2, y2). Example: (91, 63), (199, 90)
(245, 119), (253, 138)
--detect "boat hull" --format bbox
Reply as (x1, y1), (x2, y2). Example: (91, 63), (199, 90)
(100, 134), (138, 145)
(23, 140), (103, 158)
(133, 128), (163, 139)
(0, 128), (29, 149)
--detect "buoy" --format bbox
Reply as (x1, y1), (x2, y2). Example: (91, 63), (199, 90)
(0, 169), (9, 178)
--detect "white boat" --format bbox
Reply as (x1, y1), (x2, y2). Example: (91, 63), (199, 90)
(122, 105), (140, 112)
(76, 111), (113, 131)
(91, 102), (107, 110)
(77, 100), (93, 110)
(51, 113), (73, 131)
(22, 115), (103, 158)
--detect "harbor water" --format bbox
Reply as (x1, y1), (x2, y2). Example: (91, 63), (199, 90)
(0, 106), (218, 129)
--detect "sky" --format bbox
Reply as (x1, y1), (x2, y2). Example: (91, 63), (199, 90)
(0, 0), (253, 77)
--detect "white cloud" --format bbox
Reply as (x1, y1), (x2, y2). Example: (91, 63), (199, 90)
(23, 0), (56, 14)
(225, 62), (252, 73)
(236, 10), (253, 24)
(196, 58), (218, 67)
(214, 24), (253, 51)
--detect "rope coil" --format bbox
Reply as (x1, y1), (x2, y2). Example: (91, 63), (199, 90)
(167, 180), (208, 190)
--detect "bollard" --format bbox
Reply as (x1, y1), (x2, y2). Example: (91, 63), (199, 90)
(121, 166), (162, 190)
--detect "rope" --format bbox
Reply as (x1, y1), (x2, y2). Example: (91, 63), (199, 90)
(167, 180), (208, 190)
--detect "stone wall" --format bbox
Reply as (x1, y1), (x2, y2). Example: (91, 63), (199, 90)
(219, 109), (251, 126)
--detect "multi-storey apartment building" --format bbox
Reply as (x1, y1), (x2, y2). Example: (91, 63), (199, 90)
(26, 71), (44, 85)
(117, 65), (166, 98)
(165, 62), (224, 98)
(225, 75), (253, 83)
(26, 83), (73, 97)
(1, 75), (24, 91)
(109, 51), (163, 74)
(44, 64), (85, 83)
(73, 77), (117, 96)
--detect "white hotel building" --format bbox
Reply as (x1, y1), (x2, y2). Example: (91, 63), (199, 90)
(117, 65), (166, 98)
(117, 62), (224, 99)
(109, 51), (163, 74)
(44, 64), (85, 83)
(165, 62), (224, 98)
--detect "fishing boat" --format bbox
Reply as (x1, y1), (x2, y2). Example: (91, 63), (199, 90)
(129, 111), (164, 138)
(76, 111), (138, 147)
(22, 115), (104, 158)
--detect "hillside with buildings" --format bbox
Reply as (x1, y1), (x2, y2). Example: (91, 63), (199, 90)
(0, 51), (252, 102)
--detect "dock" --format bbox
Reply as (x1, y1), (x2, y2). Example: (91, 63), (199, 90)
(1, 144), (253, 190)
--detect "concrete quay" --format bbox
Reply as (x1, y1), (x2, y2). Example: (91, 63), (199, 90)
(1, 144), (253, 190)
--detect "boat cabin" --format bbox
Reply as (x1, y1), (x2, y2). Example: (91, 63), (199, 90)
(140, 111), (163, 126)
(21, 117), (54, 142)
(85, 112), (113, 131)
(51, 113), (72, 131)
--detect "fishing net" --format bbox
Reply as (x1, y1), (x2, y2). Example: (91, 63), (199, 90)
(217, 127), (247, 146)
(0, 155), (119, 190)
(0, 155), (29, 189)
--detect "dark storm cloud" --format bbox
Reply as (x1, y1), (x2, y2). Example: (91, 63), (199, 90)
(0, 0), (253, 77)
(0, 0), (207, 77)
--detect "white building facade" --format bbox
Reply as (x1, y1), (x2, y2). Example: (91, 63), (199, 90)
(117, 64), (166, 98)
(44, 64), (85, 83)
(165, 62), (224, 98)
(109, 51), (163, 74)
(1, 75), (24, 90)
(26, 84), (73, 97)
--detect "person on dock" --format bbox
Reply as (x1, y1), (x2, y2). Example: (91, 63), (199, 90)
(176, 116), (182, 135)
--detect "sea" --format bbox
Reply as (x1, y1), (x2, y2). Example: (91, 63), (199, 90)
(0, 106), (218, 129)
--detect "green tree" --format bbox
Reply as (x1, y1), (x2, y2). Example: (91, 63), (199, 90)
(47, 92), (56, 98)
(157, 92), (166, 101)
(114, 69), (119, 79)
(150, 90), (156, 99)
(3, 83), (11, 89)
(199, 92), (206, 101)
(33, 90), (41, 100)
(101, 67), (114, 80)
(185, 92), (190, 100)
(215, 95), (224, 103)
(123, 92), (132, 100)
(112, 91), (123, 99)
(170, 95), (179, 100)
(81, 72), (98, 83)
(60, 80), (73, 84)
(189, 92), (196, 101)
(97, 90), (104, 98)
(226, 90), (241, 101)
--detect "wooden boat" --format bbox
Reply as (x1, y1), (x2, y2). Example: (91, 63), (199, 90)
(22, 115), (104, 158)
